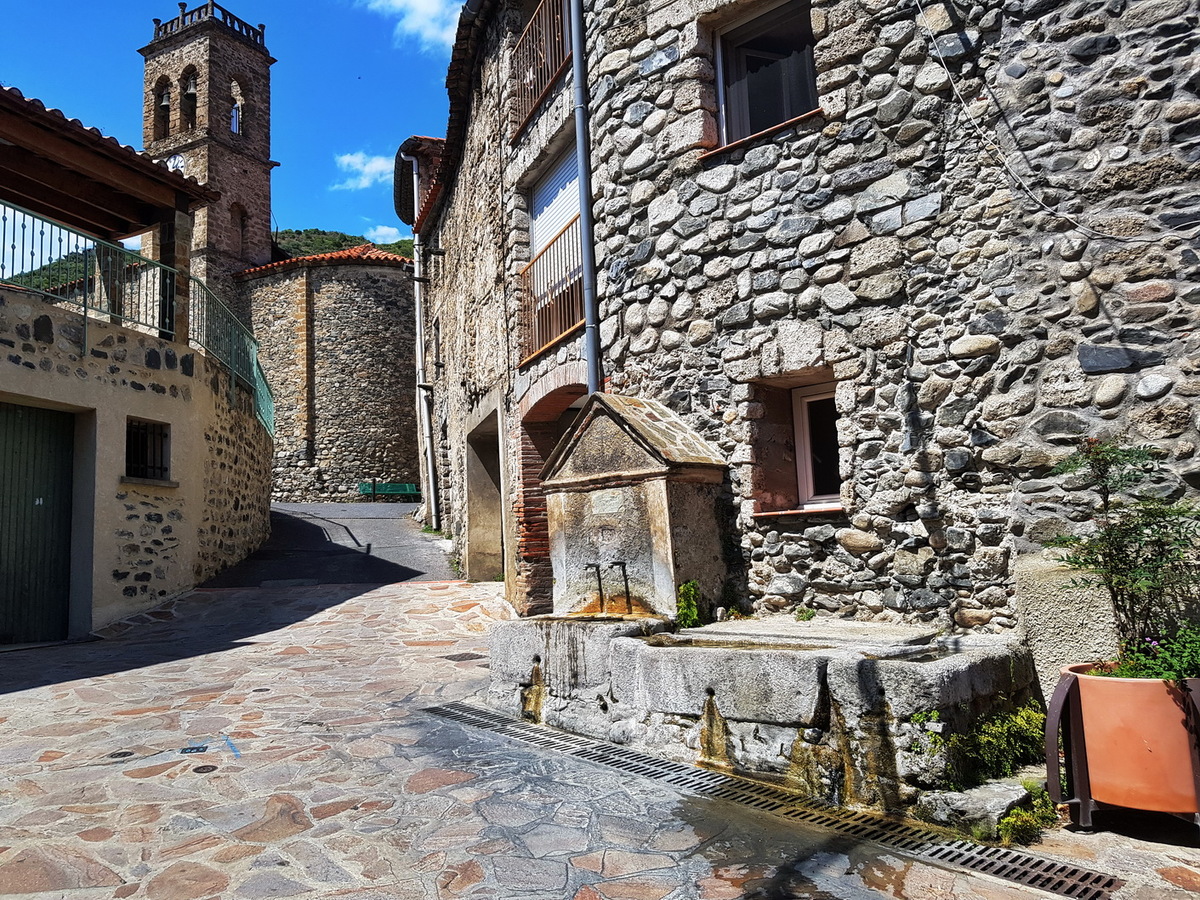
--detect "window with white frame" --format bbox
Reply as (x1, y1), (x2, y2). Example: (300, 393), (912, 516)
(791, 384), (840, 507)
(716, 0), (817, 144)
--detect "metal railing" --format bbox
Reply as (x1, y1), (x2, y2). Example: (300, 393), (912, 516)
(0, 203), (176, 339)
(189, 276), (255, 384)
(512, 0), (571, 136)
(253, 357), (275, 436)
(0, 202), (274, 435)
(520, 214), (583, 358)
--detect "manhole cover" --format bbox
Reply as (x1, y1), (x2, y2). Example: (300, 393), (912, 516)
(193, 765), (218, 774)
(442, 652), (485, 662)
(107, 751), (134, 759)
(252, 688), (270, 693)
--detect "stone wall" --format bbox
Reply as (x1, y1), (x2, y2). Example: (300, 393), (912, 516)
(423, 0), (1200, 634)
(240, 257), (419, 501)
(0, 286), (271, 629)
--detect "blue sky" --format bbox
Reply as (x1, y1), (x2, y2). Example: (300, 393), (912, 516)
(0, 0), (460, 243)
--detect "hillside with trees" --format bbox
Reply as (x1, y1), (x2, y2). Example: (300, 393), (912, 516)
(274, 228), (413, 260)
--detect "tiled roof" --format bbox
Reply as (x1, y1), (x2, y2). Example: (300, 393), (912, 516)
(0, 86), (218, 204)
(235, 244), (413, 280)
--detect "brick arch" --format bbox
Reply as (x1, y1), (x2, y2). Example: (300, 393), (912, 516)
(514, 363), (588, 613)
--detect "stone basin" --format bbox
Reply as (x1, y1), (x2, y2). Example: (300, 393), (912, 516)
(486, 612), (1036, 811)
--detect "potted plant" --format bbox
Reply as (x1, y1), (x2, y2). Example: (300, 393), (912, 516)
(1043, 439), (1200, 826)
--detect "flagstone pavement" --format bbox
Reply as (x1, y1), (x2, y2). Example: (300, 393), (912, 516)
(0, 580), (1198, 899)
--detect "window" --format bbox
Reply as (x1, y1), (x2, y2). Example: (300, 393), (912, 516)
(717, 0), (817, 144)
(791, 384), (840, 507)
(752, 377), (842, 514)
(230, 204), (248, 258)
(125, 419), (170, 482)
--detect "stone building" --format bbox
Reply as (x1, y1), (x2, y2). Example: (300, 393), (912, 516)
(0, 85), (273, 642)
(401, 0), (1200, 641)
(140, 2), (419, 501)
(237, 246), (418, 500)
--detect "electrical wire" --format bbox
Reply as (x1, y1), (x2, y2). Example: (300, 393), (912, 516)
(913, 0), (1200, 245)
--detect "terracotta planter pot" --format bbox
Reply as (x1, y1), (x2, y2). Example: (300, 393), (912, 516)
(1065, 663), (1200, 814)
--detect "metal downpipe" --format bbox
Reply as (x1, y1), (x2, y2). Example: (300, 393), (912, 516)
(400, 151), (442, 532)
(569, 0), (602, 395)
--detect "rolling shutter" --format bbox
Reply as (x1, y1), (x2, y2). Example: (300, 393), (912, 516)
(530, 149), (579, 255)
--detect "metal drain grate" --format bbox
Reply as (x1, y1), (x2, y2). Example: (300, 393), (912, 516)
(441, 652), (486, 662)
(424, 701), (1123, 900)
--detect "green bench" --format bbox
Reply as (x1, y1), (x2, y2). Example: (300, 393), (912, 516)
(357, 481), (422, 501)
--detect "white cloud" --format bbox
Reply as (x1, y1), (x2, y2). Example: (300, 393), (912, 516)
(332, 152), (394, 191)
(362, 0), (459, 52)
(365, 225), (403, 243)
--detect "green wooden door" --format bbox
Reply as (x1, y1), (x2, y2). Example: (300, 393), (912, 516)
(0, 401), (74, 644)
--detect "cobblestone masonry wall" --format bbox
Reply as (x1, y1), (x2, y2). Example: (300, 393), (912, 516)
(241, 262), (419, 501)
(426, 0), (1200, 631)
(0, 287), (271, 627)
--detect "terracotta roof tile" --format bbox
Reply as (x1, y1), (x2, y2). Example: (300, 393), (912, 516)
(235, 244), (412, 279)
(0, 85), (217, 203)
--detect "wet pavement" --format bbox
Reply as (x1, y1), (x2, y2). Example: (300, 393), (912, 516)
(0, 507), (1198, 897)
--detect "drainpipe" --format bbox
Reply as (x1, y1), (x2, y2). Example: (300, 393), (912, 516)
(401, 151), (442, 532)
(569, 0), (602, 394)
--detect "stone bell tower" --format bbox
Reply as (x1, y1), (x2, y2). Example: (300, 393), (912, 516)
(140, 1), (276, 309)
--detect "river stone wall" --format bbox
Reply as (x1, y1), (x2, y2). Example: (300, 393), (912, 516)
(239, 258), (419, 501)
(424, 0), (1200, 632)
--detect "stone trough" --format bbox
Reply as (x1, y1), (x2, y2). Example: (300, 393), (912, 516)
(486, 615), (1036, 811)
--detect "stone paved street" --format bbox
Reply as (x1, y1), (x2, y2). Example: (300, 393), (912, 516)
(0, 577), (1198, 899)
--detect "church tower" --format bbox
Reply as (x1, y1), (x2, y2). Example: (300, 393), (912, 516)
(140, 2), (276, 308)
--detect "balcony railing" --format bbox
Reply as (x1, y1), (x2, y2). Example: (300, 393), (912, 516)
(520, 214), (583, 359)
(512, 0), (571, 137)
(0, 203), (176, 339)
(0, 202), (274, 435)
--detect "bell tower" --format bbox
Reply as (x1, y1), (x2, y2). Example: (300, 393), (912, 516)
(140, 2), (276, 307)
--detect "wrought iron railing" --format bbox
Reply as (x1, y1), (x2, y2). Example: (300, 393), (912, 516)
(512, 0), (571, 136)
(0, 203), (176, 338)
(0, 202), (274, 435)
(520, 214), (583, 359)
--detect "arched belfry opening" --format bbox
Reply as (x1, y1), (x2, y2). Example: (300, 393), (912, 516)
(152, 76), (171, 139)
(230, 78), (246, 135)
(179, 67), (198, 131)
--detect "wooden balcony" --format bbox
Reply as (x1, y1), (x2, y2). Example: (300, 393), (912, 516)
(512, 0), (571, 139)
(520, 214), (583, 361)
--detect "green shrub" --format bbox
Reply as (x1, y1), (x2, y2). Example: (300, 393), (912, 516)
(676, 580), (701, 629)
(997, 787), (1058, 846)
(795, 607), (816, 622)
(947, 701), (1046, 786)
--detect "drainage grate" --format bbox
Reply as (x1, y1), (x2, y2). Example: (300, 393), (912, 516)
(424, 701), (1123, 900)
(441, 652), (486, 662)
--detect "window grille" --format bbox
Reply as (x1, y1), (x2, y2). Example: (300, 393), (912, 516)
(126, 419), (171, 481)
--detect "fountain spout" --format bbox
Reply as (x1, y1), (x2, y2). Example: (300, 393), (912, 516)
(610, 561), (631, 615)
(584, 563), (605, 615)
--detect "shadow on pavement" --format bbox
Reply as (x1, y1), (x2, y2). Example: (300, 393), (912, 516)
(201, 509), (427, 588)
(0, 583), (374, 696)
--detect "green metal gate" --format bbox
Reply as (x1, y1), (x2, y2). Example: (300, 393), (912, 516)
(0, 401), (74, 644)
